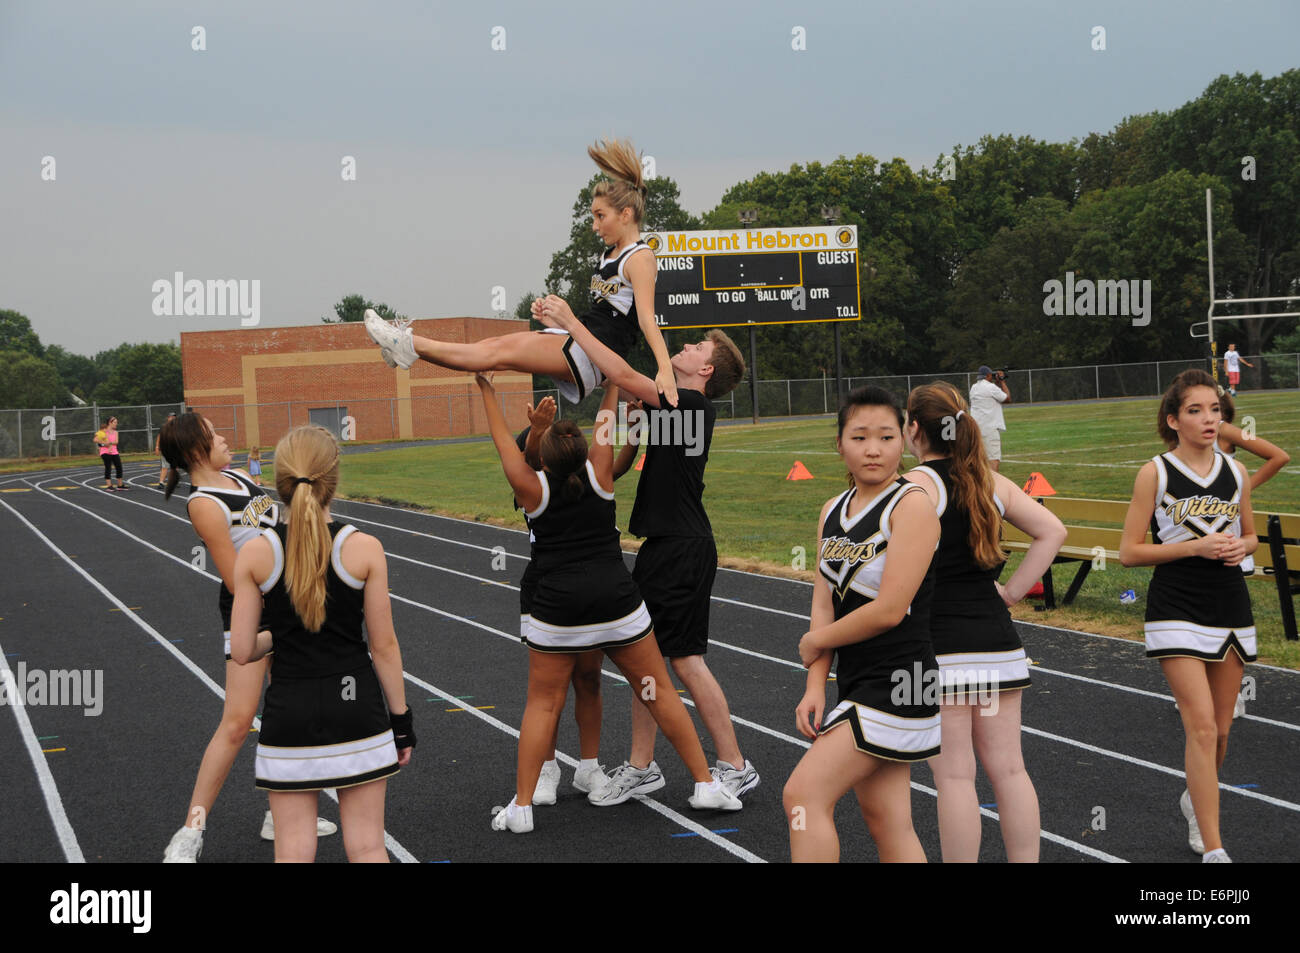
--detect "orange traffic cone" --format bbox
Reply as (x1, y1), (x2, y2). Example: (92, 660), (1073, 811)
(786, 461), (814, 481)
(634, 453), (645, 472)
(1022, 472), (1056, 497)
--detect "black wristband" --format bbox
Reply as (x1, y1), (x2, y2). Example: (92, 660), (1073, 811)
(391, 708), (416, 750)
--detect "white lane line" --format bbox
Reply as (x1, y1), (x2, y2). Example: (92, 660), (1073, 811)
(399, 669), (765, 863)
(43, 476), (1300, 819)
(35, 472), (757, 860)
(0, 628), (86, 863)
(279, 495), (1300, 719)
(386, 592), (766, 862)
(385, 590), (1125, 863)
(1021, 725), (1300, 814)
(10, 487), (419, 862)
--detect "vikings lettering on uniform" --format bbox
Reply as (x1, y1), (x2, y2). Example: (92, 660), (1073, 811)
(1164, 495), (1240, 525)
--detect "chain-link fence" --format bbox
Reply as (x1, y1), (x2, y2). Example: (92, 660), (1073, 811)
(0, 403), (186, 460)
(3, 353), (1297, 459)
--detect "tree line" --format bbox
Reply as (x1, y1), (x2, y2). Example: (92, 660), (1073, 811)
(0, 310), (182, 409)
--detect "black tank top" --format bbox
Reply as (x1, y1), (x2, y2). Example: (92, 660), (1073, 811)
(524, 461), (622, 572)
(257, 522), (371, 678)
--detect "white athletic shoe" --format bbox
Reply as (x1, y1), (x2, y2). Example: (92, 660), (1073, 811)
(532, 760), (561, 806)
(260, 810), (339, 840)
(364, 309), (417, 370)
(162, 826), (203, 863)
(1233, 692), (1245, 719)
(1203, 848), (1232, 863)
(1180, 789), (1205, 855)
(588, 760), (666, 806)
(490, 797), (534, 833)
(572, 762), (610, 797)
(689, 779), (743, 812)
(712, 759), (760, 800)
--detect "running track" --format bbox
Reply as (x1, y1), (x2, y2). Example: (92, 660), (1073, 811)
(2, 461), (1298, 864)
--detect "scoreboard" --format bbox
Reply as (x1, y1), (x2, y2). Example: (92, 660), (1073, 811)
(644, 225), (861, 331)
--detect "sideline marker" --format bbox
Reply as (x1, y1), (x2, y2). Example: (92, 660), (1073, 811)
(1022, 472), (1056, 496)
(634, 453), (645, 472)
(786, 461), (814, 481)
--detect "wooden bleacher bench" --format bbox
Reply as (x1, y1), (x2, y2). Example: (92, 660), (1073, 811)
(1001, 496), (1300, 640)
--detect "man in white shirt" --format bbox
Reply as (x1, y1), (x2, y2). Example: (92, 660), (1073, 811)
(1223, 344), (1252, 396)
(969, 364), (1011, 471)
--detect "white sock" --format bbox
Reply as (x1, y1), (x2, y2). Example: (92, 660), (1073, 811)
(578, 758), (599, 771)
(1203, 848), (1229, 862)
(542, 759), (558, 771)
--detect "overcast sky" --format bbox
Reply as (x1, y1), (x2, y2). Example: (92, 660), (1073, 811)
(3, 0), (1296, 355)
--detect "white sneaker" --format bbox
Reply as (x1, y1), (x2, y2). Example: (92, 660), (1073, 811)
(162, 826), (203, 863)
(689, 779), (743, 812)
(532, 760), (561, 806)
(712, 759), (760, 800)
(1180, 790), (1205, 855)
(490, 797), (534, 833)
(572, 761), (609, 797)
(1233, 692), (1245, 719)
(364, 309), (417, 370)
(260, 810), (339, 840)
(1203, 848), (1232, 863)
(588, 760), (666, 806)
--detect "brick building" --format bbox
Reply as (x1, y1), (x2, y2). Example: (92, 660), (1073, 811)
(180, 318), (535, 450)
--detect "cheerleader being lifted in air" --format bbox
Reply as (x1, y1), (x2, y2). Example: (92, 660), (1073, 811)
(363, 139), (681, 408)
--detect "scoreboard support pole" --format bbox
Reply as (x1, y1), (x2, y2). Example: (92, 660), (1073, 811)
(833, 323), (845, 408)
(748, 325), (759, 425)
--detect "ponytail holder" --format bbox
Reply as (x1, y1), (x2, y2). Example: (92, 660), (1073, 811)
(955, 410), (966, 420)
(294, 477), (315, 485)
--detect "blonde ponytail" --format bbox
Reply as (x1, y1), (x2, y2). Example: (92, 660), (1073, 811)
(274, 426), (341, 632)
(588, 138), (647, 224)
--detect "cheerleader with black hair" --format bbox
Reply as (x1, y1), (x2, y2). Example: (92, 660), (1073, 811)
(784, 386), (941, 862)
(475, 373), (740, 833)
(903, 382), (1066, 862)
(1120, 369), (1257, 863)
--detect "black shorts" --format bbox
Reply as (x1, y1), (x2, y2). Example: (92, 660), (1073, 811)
(632, 536), (717, 658)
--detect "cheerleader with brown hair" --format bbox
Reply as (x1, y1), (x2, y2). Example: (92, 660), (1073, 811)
(903, 382), (1065, 862)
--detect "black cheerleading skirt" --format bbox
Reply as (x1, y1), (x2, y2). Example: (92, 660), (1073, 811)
(931, 601), (1030, 695)
(1144, 558), (1256, 662)
(820, 639), (942, 763)
(255, 663), (398, 792)
(521, 556), (653, 653)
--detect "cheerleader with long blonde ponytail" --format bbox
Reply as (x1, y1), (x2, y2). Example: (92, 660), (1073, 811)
(230, 425), (414, 862)
(361, 138), (683, 408)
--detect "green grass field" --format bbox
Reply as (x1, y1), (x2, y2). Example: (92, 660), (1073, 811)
(336, 391), (1300, 667)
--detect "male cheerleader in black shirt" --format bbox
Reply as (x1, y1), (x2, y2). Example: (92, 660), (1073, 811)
(535, 295), (759, 805)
